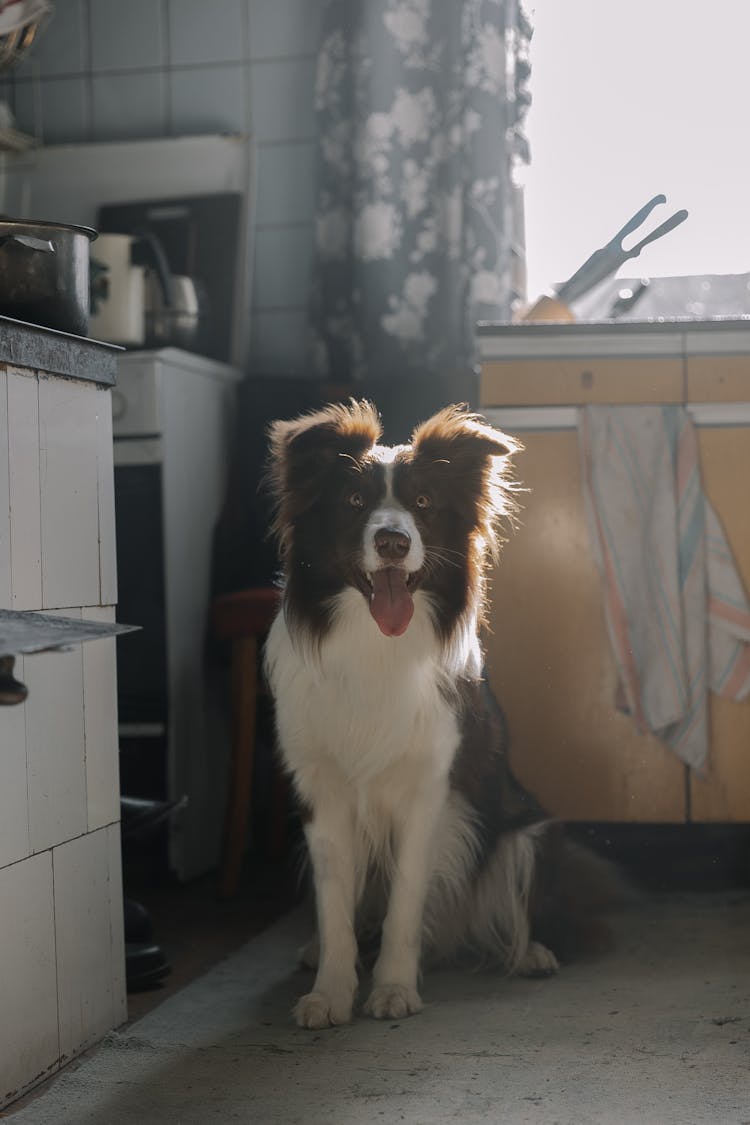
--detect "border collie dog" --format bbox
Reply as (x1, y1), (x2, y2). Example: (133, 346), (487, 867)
(265, 401), (617, 1029)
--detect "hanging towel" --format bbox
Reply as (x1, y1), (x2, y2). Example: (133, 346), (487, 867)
(578, 404), (750, 773)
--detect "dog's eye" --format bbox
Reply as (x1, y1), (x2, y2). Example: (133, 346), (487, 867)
(415, 494), (431, 510)
(349, 491), (365, 510)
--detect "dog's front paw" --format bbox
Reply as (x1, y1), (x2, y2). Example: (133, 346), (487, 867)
(517, 940), (560, 978)
(364, 983), (423, 1021)
(294, 990), (352, 1029)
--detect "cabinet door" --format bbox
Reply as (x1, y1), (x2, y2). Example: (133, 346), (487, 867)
(689, 425), (750, 821)
(485, 429), (686, 822)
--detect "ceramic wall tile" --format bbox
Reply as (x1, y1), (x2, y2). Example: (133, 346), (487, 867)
(95, 388), (117, 606)
(83, 606), (120, 832)
(25, 614), (87, 854)
(252, 224), (312, 309)
(13, 75), (91, 145)
(0, 369), (10, 607)
(169, 63), (248, 136)
(15, 0), (88, 78)
(248, 57), (316, 142)
(90, 0), (166, 71)
(255, 141), (315, 226)
(7, 368), (42, 611)
(53, 829), (120, 1060)
(90, 72), (168, 142)
(0, 654), (30, 869)
(39, 377), (100, 610)
(0, 853), (59, 1106)
(107, 823), (128, 1027)
(168, 0), (246, 66)
(247, 0), (322, 60)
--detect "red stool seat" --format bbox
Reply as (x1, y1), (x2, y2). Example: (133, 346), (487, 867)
(212, 587), (281, 641)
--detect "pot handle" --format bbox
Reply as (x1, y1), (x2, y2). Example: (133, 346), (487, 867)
(0, 234), (55, 253)
(131, 229), (174, 308)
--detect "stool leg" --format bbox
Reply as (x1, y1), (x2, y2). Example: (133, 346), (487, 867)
(219, 635), (258, 898)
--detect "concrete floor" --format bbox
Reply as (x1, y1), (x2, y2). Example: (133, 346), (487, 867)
(8, 892), (750, 1125)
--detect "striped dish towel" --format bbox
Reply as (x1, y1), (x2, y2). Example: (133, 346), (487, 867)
(578, 404), (750, 773)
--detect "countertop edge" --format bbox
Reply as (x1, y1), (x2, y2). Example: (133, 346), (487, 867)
(0, 316), (121, 386)
(477, 317), (750, 361)
(477, 317), (750, 337)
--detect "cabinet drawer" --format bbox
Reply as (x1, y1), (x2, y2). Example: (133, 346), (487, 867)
(486, 430), (686, 822)
(687, 355), (750, 402)
(480, 357), (683, 407)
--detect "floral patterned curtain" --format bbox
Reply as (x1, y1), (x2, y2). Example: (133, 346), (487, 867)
(309, 0), (531, 382)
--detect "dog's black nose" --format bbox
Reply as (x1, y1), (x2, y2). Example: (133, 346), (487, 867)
(374, 528), (411, 560)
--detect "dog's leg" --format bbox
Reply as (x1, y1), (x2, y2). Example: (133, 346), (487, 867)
(364, 782), (445, 1020)
(295, 793), (359, 1030)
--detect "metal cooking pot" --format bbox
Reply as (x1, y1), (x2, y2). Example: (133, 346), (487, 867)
(0, 219), (97, 336)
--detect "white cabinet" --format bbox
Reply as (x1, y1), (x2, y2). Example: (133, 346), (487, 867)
(0, 353), (125, 1110)
(114, 349), (241, 880)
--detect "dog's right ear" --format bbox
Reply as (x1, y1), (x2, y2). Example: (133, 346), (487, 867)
(267, 399), (382, 489)
(266, 401), (381, 543)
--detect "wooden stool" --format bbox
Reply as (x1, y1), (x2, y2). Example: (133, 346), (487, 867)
(212, 587), (281, 897)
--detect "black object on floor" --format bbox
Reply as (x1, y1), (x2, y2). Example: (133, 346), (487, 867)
(124, 897), (154, 944)
(125, 942), (171, 993)
(121, 794), (188, 842)
(124, 896), (170, 992)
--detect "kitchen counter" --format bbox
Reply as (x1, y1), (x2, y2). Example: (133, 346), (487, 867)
(478, 317), (750, 417)
(478, 318), (750, 825)
(0, 314), (120, 384)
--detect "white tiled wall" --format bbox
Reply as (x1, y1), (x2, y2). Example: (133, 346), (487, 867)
(83, 607), (120, 832)
(11, 0), (325, 376)
(96, 392), (118, 607)
(0, 853), (59, 1106)
(53, 827), (125, 1060)
(0, 365), (125, 1108)
(25, 616), (88, 855)
(107, 821), (128, 1028)
(90, 0), (166, 72)
(0, 653), (30, 869)
(39, 376), (102, 609)
(7, 369), (42, 610)
(0, 368), (10, 605)
(168, 0), (245, 67)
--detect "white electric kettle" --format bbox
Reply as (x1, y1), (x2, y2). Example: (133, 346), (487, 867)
(89, 233), (146, 346)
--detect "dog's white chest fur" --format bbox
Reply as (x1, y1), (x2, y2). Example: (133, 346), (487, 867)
(265, 587), (461, 802)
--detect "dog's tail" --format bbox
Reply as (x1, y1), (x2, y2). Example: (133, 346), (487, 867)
(530, 822), (636, 962)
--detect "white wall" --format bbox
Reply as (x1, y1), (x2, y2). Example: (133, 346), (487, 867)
(9, 0), (323, 375)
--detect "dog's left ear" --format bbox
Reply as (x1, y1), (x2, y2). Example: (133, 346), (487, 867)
(411, 407), (521, 552)
(410, 405), (519, 464)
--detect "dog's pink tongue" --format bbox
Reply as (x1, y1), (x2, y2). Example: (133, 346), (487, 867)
(369, 568), (414, 636)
